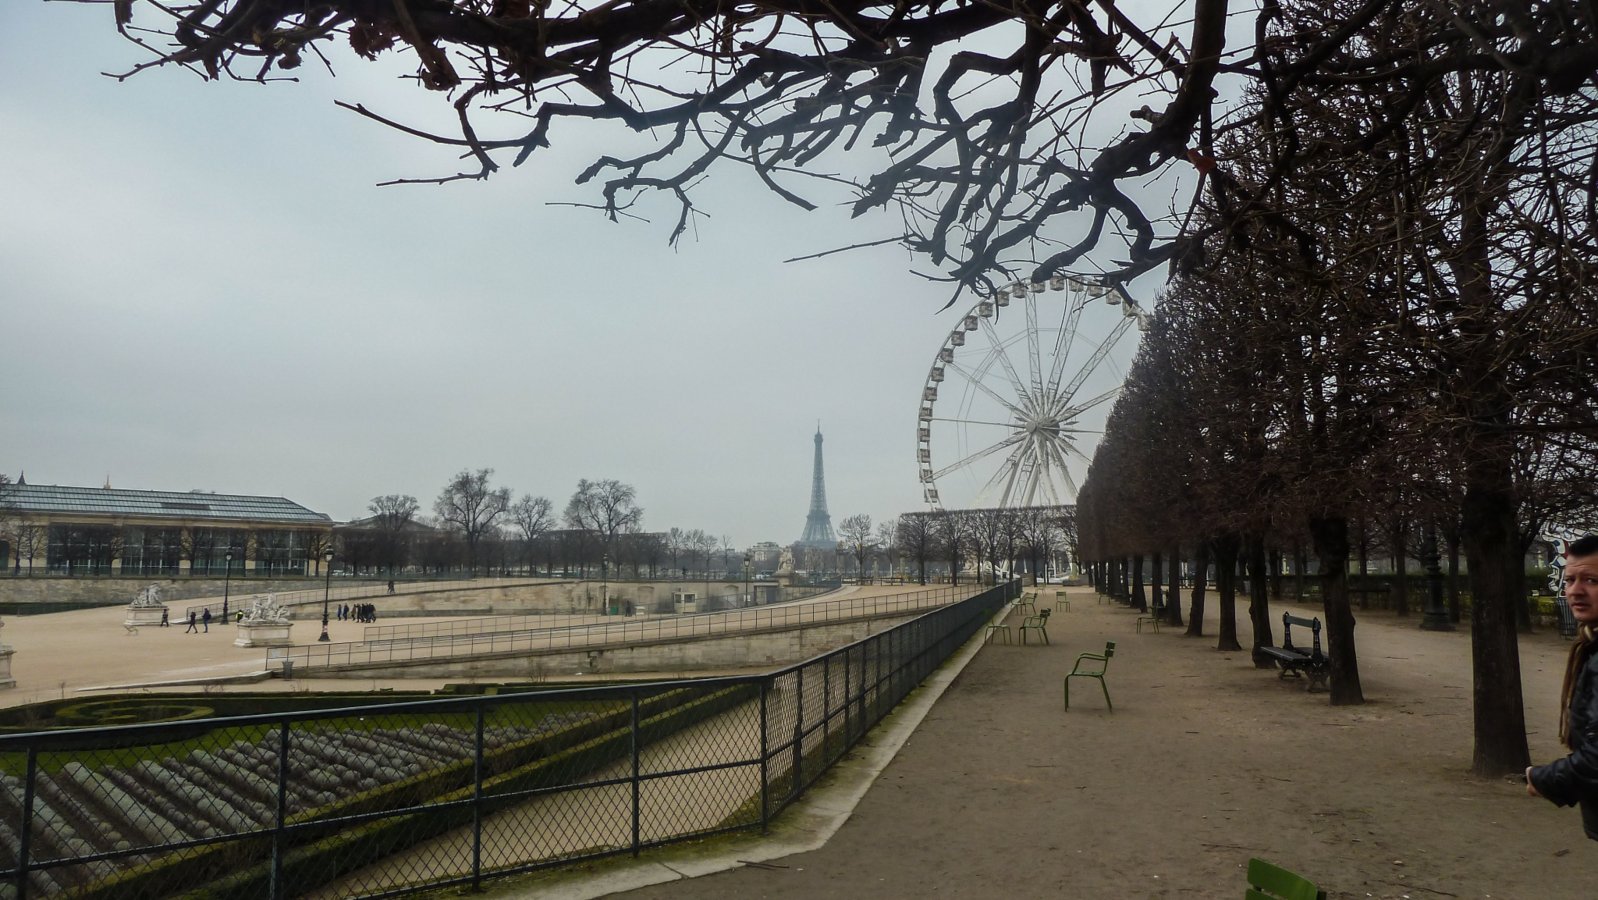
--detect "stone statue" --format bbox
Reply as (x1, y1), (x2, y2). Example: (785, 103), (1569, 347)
(776, 547), (795, 576)
(241, 594), (291, 624)
(130, 584), (164, 608)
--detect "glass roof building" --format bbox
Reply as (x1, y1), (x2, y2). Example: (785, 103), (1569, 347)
(2, 482), (333, 577)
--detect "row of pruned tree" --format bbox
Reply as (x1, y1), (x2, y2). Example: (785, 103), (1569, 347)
(893, 506), (1075, 586)
(1078, 0), (1598, 775)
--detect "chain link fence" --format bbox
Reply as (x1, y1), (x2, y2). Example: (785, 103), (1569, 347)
(0, 581), (1014, 899)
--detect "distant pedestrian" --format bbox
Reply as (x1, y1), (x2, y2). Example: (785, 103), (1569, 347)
(387, 580), (395, 595)
(202, 608), (212, 633)
(159, 609), (169, 627)
(185, 611), (198, 633)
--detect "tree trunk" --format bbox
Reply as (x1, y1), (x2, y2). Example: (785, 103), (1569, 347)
(1214, 534), (1242, 652)
(1310, 515), (1364, 705)
(1247, 533), (1275, 668)
(1186, 543), (1209, 637)
(1463, 467), (1531, 774)
(1166, 550), (1184, 627)
(1131, 555), (1147, 611)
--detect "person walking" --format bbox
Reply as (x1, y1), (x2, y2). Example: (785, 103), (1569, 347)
(159, 608), (169, 627)
(184, 611), (198, 633)
(201, 608), (212, 633)
(1529, 534), (1598, 839)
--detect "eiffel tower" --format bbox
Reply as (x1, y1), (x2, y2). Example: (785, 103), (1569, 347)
(798, 426), (836, 547)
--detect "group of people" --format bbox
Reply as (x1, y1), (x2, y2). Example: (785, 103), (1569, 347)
(180, 608), (212, 633)
(337, 603), (378, 623)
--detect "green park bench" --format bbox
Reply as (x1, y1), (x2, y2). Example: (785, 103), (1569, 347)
(1257, 613), (1330, 692)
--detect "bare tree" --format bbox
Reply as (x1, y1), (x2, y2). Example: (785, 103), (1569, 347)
(876, 520), (900, 580)
(434, 468), (512, 575)
(10, 520), (45, 576)
(368, 494), (419, 574)
(510, 494), (554, 575)
(837, 514), (876, 581)
(564, 479), (642, 573)
(896, 513), (936, 585)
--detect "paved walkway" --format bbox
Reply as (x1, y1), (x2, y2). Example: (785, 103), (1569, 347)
(490, 585), (1589, 900)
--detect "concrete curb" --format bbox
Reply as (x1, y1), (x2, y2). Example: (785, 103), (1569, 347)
(526, 601), (1007, 899)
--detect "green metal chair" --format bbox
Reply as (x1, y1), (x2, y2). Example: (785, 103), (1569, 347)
(1019, 607), (1051, 644)
(1063, 641), (1114, 710)
(1245, 858), (1325, 900)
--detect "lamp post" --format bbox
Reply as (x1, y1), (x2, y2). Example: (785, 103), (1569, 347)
(743, 551), (752, 607)
(319, 549), (334, 642)
(222, 551), (232, 621)
(601, 553), (609, 615)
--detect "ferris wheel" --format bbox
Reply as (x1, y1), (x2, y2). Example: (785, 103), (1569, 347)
(916, 276), (1147, 510)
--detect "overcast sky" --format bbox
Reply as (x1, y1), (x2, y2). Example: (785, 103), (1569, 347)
(3, 3), (1165, 547)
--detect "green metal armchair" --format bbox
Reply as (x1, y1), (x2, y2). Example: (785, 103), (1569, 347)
(1063, 641), (1114, 710)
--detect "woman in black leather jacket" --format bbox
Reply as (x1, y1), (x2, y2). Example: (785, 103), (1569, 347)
(1528, 535), (1598, 839)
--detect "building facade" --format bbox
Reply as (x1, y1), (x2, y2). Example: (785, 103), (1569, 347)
(1, 482), (333, 577)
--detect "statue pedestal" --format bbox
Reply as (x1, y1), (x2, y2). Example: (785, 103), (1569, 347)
(0, 645), (14, 690)
(124, 605), (169, 628)
(234, 621), (294, 648)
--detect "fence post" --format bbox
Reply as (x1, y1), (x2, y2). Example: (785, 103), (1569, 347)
(631, 691), (642, 856)
(791, 666), (804, 800)
(472, 704), (485, 891)
(16, 745), (37, 900)
(759, 681), (770, 833)
(843, 644), (853, 744)
(270, 720), (290, 900)
(823, 653), (832, 762)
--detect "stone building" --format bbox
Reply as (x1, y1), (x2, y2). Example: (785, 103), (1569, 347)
(1, 481), (333, 577)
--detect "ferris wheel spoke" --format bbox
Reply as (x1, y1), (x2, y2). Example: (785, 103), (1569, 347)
(1038, 438), (1080, 504)
(927, 415), (1020, 430)
(974, 320), (1034, 408)
(1058, 316), (1136, 403)
(929, 433), (1025, 481)
(984, 442), (1033, 507)
(1024, 294), (1044, 398)
(945, 359), (1027, 417)
(1050, 385), (1122, 422)
(1044, 298), (1085, 397)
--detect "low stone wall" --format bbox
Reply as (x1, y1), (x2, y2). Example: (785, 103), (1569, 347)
(279, 581), (817, 619)
(0, 577), (382, 607)
(308, 613), (917, 680)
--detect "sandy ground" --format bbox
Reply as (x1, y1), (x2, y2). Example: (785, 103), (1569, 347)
(604, 586), (1587, 900)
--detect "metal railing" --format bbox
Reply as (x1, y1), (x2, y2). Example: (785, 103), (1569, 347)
(180, 578), (555, 622)
(0, 581), (1016, 900)
(356, 584), (835, 643)
(266, 585), (968, 673)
